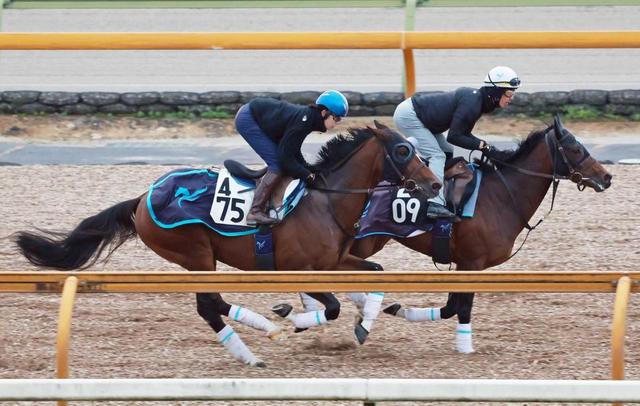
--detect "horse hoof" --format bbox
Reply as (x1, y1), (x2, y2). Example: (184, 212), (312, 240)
(271, 303), (293, 318)
(294, 327), (308, 333)
(383, 303), (401, 316)
(267, 328), (284, 341)
(251, 360), (267, 368)
(354, 323), (369, 345)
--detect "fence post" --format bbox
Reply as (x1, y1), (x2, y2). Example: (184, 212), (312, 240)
(57, 276), (78, 406)
(402, 0), (417, 97)
(611, 275), (632, 406)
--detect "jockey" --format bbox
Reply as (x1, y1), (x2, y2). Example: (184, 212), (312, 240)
(393, 66), (520, 220)
(235, 90), (349, 225)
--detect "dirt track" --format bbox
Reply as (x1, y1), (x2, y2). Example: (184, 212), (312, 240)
(0, 161), (638, 406)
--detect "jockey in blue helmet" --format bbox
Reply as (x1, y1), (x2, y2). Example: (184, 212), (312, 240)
(235, 90), (349, 225)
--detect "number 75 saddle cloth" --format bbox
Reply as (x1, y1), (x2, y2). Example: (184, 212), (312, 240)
(147, 167), (305, 237)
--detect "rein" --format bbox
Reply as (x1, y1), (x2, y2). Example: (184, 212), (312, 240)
(309, 135), (429, 252)
(484, 128), (592, 261)
(311, 150), (428, 195)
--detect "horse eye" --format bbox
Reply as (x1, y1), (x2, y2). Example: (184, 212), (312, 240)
(397, 146), (409, 156)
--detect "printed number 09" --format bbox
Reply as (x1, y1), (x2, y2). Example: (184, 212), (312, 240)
(392, 198), (420, 223)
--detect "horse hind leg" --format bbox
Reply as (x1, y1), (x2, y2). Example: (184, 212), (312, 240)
(225, 299), (282, 340)
(196, 293), (266, 368)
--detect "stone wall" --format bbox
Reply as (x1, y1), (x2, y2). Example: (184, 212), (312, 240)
(1, 89), (639, 117)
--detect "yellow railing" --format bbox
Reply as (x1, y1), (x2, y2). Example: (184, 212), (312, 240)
(1, 31), (639, 97)
(0, 270), (636, 401)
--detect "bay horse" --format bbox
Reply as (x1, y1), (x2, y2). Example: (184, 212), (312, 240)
(349, 115), (613, 351)
(13, 121), (441, 367)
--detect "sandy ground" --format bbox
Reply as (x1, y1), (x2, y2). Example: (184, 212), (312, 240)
(0, 117), (639, 406)
(3, 114), (640, 142)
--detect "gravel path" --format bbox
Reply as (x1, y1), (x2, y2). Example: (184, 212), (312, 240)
(0, 164), (638, 406)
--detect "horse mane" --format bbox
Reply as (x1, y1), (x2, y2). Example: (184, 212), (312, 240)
(310, 127), (374, 173)
(475, 125), (552, 172)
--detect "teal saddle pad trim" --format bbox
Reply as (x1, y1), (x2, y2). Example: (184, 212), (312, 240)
(147, 167), (305, 237)
(147, 168), (258, 237)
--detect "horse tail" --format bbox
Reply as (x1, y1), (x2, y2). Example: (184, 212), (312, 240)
(14, 197), (141, 270)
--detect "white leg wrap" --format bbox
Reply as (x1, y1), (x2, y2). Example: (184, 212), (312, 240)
(347, 292), (367, 311)
(299, 293), (323, 312)
(360, 292), (384, 332)
(289, 310), (327, 329)
(405, 307), (441, 322)
(228, 304), (280, 336)
(216, 325), (262, 366)
(456, 322), (474, 354)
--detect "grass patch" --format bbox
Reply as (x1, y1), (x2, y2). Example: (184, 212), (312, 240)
(562, 105), (602, 121)
(134, 110), (231, 120)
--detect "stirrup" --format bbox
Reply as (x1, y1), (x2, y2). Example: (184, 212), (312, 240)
(246, 212), (278, 226)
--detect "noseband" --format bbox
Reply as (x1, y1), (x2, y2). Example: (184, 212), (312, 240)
(546, 129), (596, 191)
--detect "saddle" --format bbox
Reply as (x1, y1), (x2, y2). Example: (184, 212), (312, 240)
(223, 159), (301, 218)
(443, 157), (476, 216)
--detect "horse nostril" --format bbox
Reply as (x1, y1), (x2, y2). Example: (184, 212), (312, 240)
(604, 174), (613, 183)
(433, 182), (442, 191)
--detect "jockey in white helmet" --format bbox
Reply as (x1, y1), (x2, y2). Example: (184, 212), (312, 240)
(392, 66), (520, 220)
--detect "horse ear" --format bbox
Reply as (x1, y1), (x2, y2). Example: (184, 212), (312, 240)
(373, 120), (389, 130)
(553, 113), (564, 138)
(367, 125), (389, 141)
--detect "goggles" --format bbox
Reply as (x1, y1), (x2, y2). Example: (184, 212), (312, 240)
(488, 74), (521, 88)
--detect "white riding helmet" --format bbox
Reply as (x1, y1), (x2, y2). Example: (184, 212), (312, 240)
(483, 66), (521, 89)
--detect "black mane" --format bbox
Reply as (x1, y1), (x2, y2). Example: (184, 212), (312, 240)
(475, 125), (552, 172)
(310, 127), (374, 173)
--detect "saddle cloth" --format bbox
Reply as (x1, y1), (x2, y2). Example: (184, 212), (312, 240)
(355, 161), (482, 239)
(147, 167), (305, 237)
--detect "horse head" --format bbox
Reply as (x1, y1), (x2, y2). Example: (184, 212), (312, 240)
(369, 120), (441, 199)
(549, 114), (612, 192)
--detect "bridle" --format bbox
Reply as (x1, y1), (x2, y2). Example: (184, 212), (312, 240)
(310, 132), (431, 242)
(484, 116), (596, 260)
(311, 136), (429, 196)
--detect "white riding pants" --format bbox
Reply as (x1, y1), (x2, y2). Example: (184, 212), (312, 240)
(393, 98), (453, 206)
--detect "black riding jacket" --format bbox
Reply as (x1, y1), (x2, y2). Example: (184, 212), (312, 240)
(411, 87), (497, 150)
(249, 98), (326, 180)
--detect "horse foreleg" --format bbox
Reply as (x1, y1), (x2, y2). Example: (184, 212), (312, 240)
(196, 293), (266, 367)
(453, 292), (475, 353)
(336, 254), (385, 346)
(272, 292), (340, 331)
(437, 292), (477, 353)
(338, 253), (384, 271)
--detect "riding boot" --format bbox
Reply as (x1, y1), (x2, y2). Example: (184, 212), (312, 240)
(425, 202), (458, 221)
(246, 170), (281, 226)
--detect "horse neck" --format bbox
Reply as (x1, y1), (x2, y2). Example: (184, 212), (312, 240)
(483, 138), (553, 236)
(322, 138), (384, 226)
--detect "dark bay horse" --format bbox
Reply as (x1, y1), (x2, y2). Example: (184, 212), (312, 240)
(349, 115), (613, 352)
(14, 122), (441, 367)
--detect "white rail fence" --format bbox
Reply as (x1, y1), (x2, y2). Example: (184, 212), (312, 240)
(1, 378), (640, 403)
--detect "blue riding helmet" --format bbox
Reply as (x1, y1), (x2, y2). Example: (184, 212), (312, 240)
(315, 90), (349, 117)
